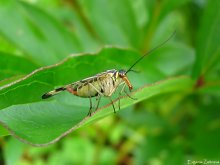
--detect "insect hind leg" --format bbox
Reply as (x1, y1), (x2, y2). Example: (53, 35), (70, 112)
(109, 97), (116, 113)
(95, 95), (101, 110)
(87, 83), (93, 116)
(87, 95), (93, 116)
(87, 83), (104, 116)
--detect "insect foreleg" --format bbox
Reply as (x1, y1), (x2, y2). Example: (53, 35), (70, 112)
(123, 87), (137, 100)
(117, 83), (137, 110)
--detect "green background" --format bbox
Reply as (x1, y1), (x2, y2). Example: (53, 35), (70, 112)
(0, 0), (219, 164)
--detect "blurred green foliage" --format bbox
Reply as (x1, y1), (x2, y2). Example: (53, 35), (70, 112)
(0, 0), (220, 165)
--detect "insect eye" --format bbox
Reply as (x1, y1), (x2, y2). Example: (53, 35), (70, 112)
(119, 73), (125, 78)
(119, 70), (126, 75)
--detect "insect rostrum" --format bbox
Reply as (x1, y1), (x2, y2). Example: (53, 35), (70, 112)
(42, 32), (175, 116)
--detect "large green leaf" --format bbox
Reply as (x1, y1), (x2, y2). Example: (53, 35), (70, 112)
(0, 0), (83, 65)
(0, 47), (193, 110)
(0, 47), (193, 145)
(0, 75), (192, 146)
(0, 0), (143, 66)
(0, 48), (139, 110)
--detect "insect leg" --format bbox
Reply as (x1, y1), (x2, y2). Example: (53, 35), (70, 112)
(95, 95), (101, 110)
(88, 83), (104, 96)
(87, 83), (104, 116)
(87, 84), (93, 116)
(109, 97), (116, 113)
(87, 96), (93, 116)
(123, 88), (137, 100)
(118, 83), (126, 110)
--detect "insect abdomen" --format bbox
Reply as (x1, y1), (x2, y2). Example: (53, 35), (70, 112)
(42, 87), (66, 99)
(76, 81), (101, 97)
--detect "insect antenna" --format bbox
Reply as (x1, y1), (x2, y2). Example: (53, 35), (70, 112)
(126, 31), (176, 74)
(128, 69), (140, 74)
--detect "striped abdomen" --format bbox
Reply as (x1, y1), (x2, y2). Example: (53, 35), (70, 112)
(42, 87), (66, 99)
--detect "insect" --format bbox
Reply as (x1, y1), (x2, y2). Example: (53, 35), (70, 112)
(42, 32), (175, 116)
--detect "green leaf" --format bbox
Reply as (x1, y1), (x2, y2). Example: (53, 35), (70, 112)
(159, 0), (191, 19)
(0, 124), (9, 136)
(192, 0), (220, 79)
(77, 0), (142, 48)
(145, 42), (195, 76)
(0, 0), (148, 66)
(190, 101), (220, 159)
(0, 75), (192, 146)
(0, 1), (83, 65)
(3, 138), (26, 165)
(49, 137), (95, 164)
(0, 47), (194, 144)
(0, 48), (141, 110)
(50, 6), (101, 52)
(0, 47), (193, 110)
(0, 52), (38, 81)
(0, 47), (142, 138)
(0, 75), (25, 89)
(197, 81), (220, 97)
